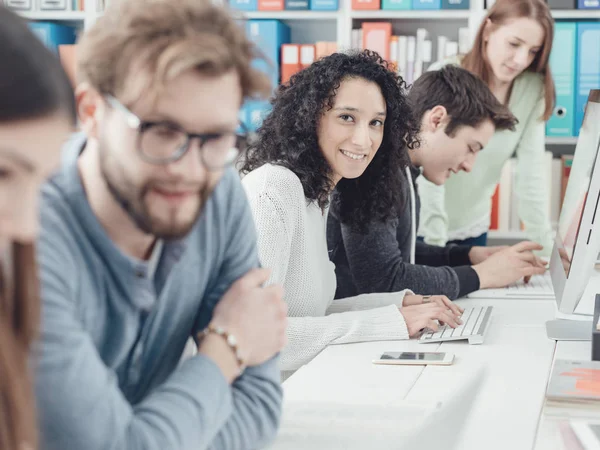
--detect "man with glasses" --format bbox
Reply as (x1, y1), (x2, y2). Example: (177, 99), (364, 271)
(34, 1), (287, 449)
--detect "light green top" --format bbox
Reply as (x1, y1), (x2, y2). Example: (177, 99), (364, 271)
(417, 56), (553, 255)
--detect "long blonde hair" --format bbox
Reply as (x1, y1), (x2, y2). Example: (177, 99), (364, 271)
(461, 0), (555, 120)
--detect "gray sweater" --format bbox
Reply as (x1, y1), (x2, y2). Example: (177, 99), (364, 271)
(35, 134), (282, 450)
(327, 166), (479, 300)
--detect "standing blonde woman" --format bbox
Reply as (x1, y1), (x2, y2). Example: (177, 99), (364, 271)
(418, 0), (555, 256)
(0, 5), (75, 450)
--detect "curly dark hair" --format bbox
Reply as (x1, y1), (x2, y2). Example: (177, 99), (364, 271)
(240, 49), (420, 232)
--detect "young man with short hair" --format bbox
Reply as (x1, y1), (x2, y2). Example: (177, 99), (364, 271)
(34, 1), (286, 449)
(327, 65), (546, 301)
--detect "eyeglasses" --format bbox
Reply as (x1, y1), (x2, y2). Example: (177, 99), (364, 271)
(103, 94), (249, 170)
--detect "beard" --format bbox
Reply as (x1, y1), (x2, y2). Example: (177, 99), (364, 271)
(98, 138), (211, 240)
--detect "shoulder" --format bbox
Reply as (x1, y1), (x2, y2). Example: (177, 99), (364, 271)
(514, 71), (545, 101)
(242, 163), (306, 207)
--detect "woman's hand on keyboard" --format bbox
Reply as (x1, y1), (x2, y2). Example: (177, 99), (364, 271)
(400, 303), (464, 337)
(402, 294), (464, 316)
(472, 241), (547, 289)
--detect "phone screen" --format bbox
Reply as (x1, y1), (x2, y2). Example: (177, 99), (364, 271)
(380, 352), (446, 361)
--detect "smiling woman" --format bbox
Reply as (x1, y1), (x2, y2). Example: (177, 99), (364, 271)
(241, 50), (465, 380)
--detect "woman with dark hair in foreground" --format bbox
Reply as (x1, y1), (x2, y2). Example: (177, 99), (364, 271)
(0, 5), (75, 449)
(241, 50), (463, 379)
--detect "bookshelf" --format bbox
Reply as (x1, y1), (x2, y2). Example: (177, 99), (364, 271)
(10, 0), (599, 145)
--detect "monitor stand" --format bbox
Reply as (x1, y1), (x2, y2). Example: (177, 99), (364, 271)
(546, 319), (593, 341)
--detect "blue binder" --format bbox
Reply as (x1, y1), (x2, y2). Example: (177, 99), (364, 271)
(310, 0), (338, 10)
(28, 22), (76, 54)
(546, 22), (576, 137)
(441, 0), (469, 8)
(577, 0), (600, 9)
(382, 0), (411, 9)
(229, 0), (258, 11)
(575, 23), (600, 135)
(285, 0), (310, 9)
(246, 20), (291, 90)
(412, 0), (441, 8)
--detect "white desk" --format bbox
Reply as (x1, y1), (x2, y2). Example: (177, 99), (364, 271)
(274, 298), (560, 450)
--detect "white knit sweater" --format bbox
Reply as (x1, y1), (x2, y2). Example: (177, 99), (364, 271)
(242, 164), (411, 377)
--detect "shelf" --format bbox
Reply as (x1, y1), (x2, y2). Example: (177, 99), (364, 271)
(350, 10), (470, 19)
(238, 11), (339, 20)
(18, 10), (86, 21)
(545, 136), (578, 145)
(551, 9), (600, 19)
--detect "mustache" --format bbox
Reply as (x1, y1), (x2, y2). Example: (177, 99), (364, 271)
(144, 180), (205, 192)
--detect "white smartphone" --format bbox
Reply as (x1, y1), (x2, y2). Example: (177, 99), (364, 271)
(372, 351), (454, 366)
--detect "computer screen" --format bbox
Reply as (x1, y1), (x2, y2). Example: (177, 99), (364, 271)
(557, 138), (600, 278)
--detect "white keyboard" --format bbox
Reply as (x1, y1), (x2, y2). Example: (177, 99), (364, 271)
(467, 272), (554, 299)
(418, 306), (493, 345)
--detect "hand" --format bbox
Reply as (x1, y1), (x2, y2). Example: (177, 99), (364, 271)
(401, 303), (463, 338)
(472, 241), (547, 289)
(208, 268), (287, 367)
(468, 245), (508, 265)
(402, 294), (464, 316)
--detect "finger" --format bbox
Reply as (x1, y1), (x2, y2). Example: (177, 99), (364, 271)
(426, 319), (439, 332)
(512, 241), (543, 253)
(439, 296), (463, 316)
(435, 308), (460, 328)
(521, 266), (547, 278)
(524, 275), (531, 284)
(516, 251), (538, 265)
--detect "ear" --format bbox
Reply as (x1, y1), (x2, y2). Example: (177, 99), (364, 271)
(75, 83), (105, 139)
(483, 18), (493, 42)
(425, 105), (448, 132)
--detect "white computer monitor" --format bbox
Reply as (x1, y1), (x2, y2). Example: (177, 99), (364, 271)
(549, 90), (600, 315)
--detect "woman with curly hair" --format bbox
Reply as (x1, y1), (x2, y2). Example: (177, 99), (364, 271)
(241, 50), (463, 377)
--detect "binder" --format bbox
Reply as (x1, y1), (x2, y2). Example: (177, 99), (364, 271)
(245, 100), (272, 132)
(258, 0), (284, 11)
(441, 0), (469, 8)
(229, 0), (258, 11)
(310, 0), (338, 9)
(5, 0), (32, 10)
(362, 22), (392, 60)
(413, 0), (441, 9)
(546, 22), (576, 137)
(39, 0), (69, 10)
(352, 0), (380, 10)
(58, 44), (77, 87)
(28, 22), (76, 54)
(300, 44), (315, 69)
(246, 20), (291, 88)
(281, 44), (301, 84)
(285, 0), (309, 8)
(578, 0), (600, 9)
(575, 23), (600, 135)
(382, 0), (411, 9)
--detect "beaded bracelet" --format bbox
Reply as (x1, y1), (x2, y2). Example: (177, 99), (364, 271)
(199, 324), (246, 375)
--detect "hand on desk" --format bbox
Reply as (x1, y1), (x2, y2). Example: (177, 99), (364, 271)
(472, 241), (547, 289)
(400, 300), (464, 337)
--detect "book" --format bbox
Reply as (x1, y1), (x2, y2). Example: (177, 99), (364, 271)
(546, 360), (600, 406)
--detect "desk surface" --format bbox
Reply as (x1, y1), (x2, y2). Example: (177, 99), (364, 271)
(275, 298), (564, 450)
